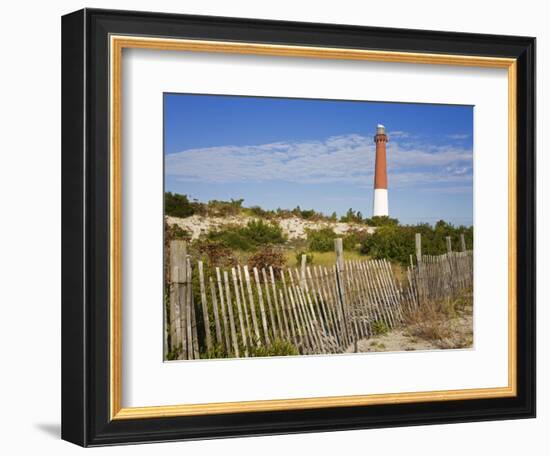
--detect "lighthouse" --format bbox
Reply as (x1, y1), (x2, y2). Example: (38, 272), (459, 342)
(373, 124), (389, 217)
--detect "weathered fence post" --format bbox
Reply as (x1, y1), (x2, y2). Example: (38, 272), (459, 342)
(415, 233), (422, 265)
(186, 256), (196, 359)
(169, 240), (187, 359)
(445, 236), (457, 293)
(414, 233), (425, 307)
(198, 260), (213, 353)
(168, 261), (180, 354)
(190, 270), (200, 359)
(446, 236), (452, 254)
(334, 238), (350, 345)
(460, 233), (466, 252)
(300, 254), (308, 290)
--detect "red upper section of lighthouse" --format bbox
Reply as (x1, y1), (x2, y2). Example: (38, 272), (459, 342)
(374, 133), (388, 189)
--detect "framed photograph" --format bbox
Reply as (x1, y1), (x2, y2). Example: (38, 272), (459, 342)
(61, 8), (535, 446)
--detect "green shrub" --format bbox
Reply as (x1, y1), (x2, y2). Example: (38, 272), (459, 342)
(207, 226), (253, 250)
(205, 198), (244, 216)
(340, 208), (363, 223)
(207, 219), (286, 251)
(246, 205), (275, 218)
(244, 219), (286, 245)
(363, 215), (399, 226)
(298, 208), (316, 219)
(372, 320), (390, 336)
(275, 207), (294, 219)
(165, 192), (196, 218)
(165, 193), (248, 218)
(288, 205), (327, 220)
(360, 222), (473, 265)
(360, 225), (413, 265)
(342, 229), (369, 251)
(307, 227), (337, 252)
(166, 223), (190, 241)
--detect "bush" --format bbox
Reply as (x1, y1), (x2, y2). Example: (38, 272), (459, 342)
(207, 219), (286, 251)
(207, 226), (252, 250)
(372, 320), (390, 336)
(165, 221), (190, 242)
(165, 192), (196, 218)
(360, 222), (473, 265)
(196, 240), (236, 267)
(244, 219), (286, 245)
(342, 229), (369, 251)
(246, 205), (275, 218)
(164, 220), (190, 284)
(288, 206), (329, 220)
(248, 246), (287, 276)
(275, 207), (294, 219)
(298, 208), (316, 219)
(340, 208), (363, 223)
(205, 198), (244, 217)
(363, 215), (399, 226)
(360, 226), (413, 265)
(307, 227), (337, 252)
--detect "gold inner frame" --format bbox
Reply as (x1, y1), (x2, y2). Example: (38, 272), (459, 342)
(109, 35), (517, 420)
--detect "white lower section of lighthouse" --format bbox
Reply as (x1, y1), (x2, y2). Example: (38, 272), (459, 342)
(373, 188), (388, 217)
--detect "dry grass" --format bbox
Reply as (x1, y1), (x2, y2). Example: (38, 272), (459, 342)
(230, 248), (366, 268)
(284, 249), (366, 267)
(404, 290), (473, 349)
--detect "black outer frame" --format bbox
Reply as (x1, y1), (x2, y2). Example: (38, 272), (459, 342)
(61, 8), (536, 447)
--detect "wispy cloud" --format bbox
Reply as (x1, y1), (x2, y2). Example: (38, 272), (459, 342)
(447, 133), (471, 140)
(418, 185), (473, 194)
(388, 130), (410, 138)
(165, 133), (472, 189)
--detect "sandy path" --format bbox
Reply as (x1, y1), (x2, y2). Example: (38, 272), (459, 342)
(345, 330), (438, 353)
(345, 313), (473, 354)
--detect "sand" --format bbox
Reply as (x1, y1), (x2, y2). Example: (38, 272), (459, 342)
(345, 313), (473, 354)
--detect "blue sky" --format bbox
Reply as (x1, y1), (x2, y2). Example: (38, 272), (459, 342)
(164, 94), (473, 226)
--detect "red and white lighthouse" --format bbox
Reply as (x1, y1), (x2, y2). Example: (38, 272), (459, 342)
(373, 124), (389, 217)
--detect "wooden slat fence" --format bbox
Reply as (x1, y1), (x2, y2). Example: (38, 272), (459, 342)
(403, 234), (474, 312)
(166, 234), (473, 360)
